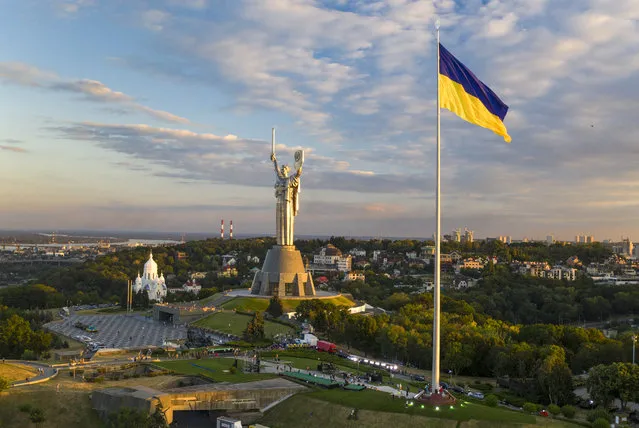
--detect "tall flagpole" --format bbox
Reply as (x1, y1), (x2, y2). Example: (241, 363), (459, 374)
(431, 18), (442, 395)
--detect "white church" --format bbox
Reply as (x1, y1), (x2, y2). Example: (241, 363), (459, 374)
(133, 250), (167, 302)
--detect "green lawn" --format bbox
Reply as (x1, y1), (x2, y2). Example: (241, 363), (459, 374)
(309, 389), (536, 423)
(192, 311), (295, 338)
(154, 358), (276, 383)
(259, 393), (571, 428)
(221, 295), (356, 313)
(221, 297), (270, 312)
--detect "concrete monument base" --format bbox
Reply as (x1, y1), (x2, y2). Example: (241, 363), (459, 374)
(250, 245), (315, 297)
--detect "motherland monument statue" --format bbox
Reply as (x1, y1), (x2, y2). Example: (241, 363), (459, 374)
(250, 129), (316, 297)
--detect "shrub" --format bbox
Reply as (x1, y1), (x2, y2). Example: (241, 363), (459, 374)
(523, 402), (537, 414)
(18, 404), (33, 413)
(592, 418), (611, 428)
(0, 376), (9, 392)
(21, 350), (36, 361)
(229, 366), (237, 374)
(587, 408), (611, 423)
(473, 380), (481, 385)
(548, 404), (561, 416)
(561, 405), (576, 419)
(29, 408), (45, 424)
(504, 395), (526, 408)
(474, 383), (493, 392)
(485, 394), (498, 407)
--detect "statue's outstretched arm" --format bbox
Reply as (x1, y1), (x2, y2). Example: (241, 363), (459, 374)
(271, 154), (284, 178)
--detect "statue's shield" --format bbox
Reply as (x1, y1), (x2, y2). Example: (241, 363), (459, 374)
(294, 150), (304, 171)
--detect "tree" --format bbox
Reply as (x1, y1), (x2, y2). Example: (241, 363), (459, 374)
(537, 345), (574, 405)
(147, 403), (168, 428)
(0, 376), (9, 392)
(266, 296), (284, 318)
(587, 364), (619, 408)
(107, 408), (148, 428)
(243, 312), (265, 342)
(0, 314), (34, 358)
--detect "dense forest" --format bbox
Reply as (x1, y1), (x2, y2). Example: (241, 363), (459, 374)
(295, 296), (635, 405)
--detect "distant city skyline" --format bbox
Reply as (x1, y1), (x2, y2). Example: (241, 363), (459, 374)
(2, 1), (639, 239)
(0, 227), (636, 245)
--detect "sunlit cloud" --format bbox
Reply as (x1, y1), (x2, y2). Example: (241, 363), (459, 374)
(0, 63), (190, 124)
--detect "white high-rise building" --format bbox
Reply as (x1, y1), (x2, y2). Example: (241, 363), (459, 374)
(133, 250), (167, 302)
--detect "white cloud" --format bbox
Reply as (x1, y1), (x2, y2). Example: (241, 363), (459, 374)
(54, 0), (95, 16)
(166, 0), (207, 10)
(0, 62), (189, 124)
(141, 9), (170, 32)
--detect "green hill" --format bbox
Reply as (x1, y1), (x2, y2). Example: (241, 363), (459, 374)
(259, 392), (578, 428)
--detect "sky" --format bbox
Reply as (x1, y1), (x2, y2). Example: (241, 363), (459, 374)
(1, 0), (638, 241)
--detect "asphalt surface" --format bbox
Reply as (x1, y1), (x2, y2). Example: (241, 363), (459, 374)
(44, 314), (187, 349)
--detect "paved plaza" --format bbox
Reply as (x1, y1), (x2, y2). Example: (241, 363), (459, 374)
(44, 314), (188, 349)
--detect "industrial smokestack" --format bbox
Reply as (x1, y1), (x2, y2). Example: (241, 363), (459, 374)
(220, 219), (224, 239)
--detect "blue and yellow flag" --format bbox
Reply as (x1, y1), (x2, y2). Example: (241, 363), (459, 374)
(439, 43), (511, 143)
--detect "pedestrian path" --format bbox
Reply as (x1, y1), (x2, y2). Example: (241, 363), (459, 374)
(7, 361), (58, 387)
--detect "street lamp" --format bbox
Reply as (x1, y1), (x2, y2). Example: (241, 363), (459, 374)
(633, 335), (637, 365)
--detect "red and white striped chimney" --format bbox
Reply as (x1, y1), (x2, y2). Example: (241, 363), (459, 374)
(230, 220), (233, 240)
(220, 219), (224, 239)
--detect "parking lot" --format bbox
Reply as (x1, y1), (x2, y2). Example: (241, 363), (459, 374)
(44, 314), (188, 350)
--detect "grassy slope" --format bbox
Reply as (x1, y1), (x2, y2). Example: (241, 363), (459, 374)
(191, 311), (295, 337)
(154, 358), (276, 383)
(0, 390), (103, 428)
(221, 295), (356, 312)
(260, 393), (578, 428)
(0, 363), (37, 382)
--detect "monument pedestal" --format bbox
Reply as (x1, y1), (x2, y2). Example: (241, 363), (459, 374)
(250, 245), (315, 297)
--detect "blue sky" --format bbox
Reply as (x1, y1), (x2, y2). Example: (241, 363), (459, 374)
(1, 0), (638, 240)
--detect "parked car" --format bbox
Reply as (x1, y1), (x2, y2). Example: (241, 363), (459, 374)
(468, 391), (484, 399)
(577, 398), (596, 409)
(451, 385), (464, 393)
(539, 410), (549, 417)
(412, 374), (426, 382)
(439, 382), (449, 389)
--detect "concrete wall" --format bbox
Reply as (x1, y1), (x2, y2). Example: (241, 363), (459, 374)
(92, 379), (306, 424)
(153, 305), (181, 324)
